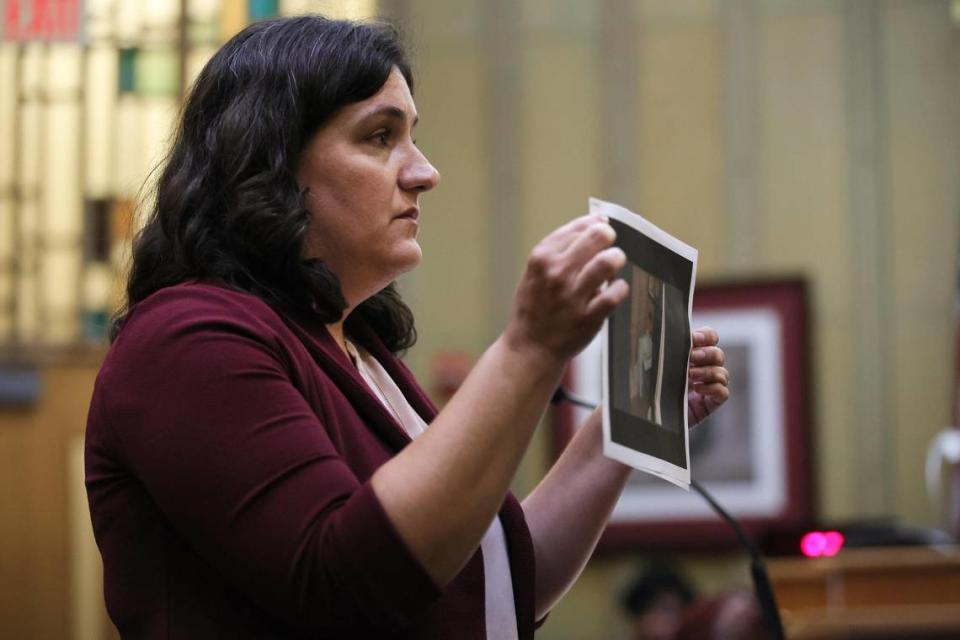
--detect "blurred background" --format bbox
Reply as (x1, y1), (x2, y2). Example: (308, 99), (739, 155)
(1, 0), (959, 638)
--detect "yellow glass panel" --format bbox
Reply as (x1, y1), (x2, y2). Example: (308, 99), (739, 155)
(43, 102), (83, 237)
(86, 0), (116, 41)
(189, 0), (222, 22)
(83, 261), (112, 313)
(40, 247), (82, 343)
(115, 0), (144, 44)
(114, 95), (177, 199)
(15, 198), (39, 342)
(144, 0), (181, 27)
(185, 45), (217, 90)
(20, 43), (44, 98)
(0, 198), (12, 263)
(113, 95), (142, 196)
(189, 0), (222, 44)
(18, 197), (38, 254)
(279, 0), (307, 16)
(281, 0), (378, 19)
(0, 274), (10, 339)
(18, 102), (41, 190)
(142, 96), (178, 170)
(220, 0), (247, 40)
(15, 270), (39, 343)
(141, 0), (181, 45)
(85, 46), (117, 198)
(0, 198), (11, 340)
(45, 44), (83, 97)
(110, 260), (127, 314)
(0, 46), (17, 186)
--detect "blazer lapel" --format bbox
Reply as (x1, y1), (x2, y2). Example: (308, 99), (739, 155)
(279, 313), (413, 453)
(351, 322), (439, 424)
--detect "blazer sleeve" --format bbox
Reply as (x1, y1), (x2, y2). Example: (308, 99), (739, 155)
(95, 289), (441, 632)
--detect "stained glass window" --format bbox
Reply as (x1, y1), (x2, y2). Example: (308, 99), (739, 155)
(0, 0), (382, 347)
(280, 0), (377, 20)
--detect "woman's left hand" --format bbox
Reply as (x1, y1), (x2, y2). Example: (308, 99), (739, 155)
(688, 326), (730, 426)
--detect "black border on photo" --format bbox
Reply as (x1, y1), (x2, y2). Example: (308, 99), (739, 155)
(607, 218), (693, 469)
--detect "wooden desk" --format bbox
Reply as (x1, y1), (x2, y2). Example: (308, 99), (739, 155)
(768, 546), (960, 639)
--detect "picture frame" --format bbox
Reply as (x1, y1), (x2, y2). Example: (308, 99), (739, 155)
(555, 279), (814, 551)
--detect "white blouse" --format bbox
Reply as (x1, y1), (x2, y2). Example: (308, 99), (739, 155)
(345, 340), (519, 640)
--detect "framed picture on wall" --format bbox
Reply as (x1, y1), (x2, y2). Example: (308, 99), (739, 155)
(555, 279), (813, 551)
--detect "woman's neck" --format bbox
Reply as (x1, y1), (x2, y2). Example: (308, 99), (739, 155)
(326, 321), (349, 356)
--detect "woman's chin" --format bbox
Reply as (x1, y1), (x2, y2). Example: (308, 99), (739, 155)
(394, 242), (423, 273)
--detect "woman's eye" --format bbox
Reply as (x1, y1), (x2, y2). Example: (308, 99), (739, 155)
(371, 130), (390, 146)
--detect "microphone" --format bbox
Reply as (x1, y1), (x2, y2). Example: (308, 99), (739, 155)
(550, 385), (786, 640)
(550, 385), (597, 410)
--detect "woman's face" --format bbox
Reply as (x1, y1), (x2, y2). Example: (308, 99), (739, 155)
(297, 67), (440, 310)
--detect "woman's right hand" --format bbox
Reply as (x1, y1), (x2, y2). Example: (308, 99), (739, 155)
(372, 217), (629, 588)
(503, 214), (629, 367)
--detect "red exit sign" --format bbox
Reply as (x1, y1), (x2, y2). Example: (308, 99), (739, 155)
(2, 0), (83, 42)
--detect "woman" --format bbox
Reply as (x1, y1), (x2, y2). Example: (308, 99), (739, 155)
(85, 16), (730, 639)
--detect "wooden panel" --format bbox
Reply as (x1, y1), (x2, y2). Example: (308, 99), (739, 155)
(0, 353), (109, 639)
(771, 578), (828, 610)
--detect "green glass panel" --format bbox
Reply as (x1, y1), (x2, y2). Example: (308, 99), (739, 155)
(249, 0), (279, 21)
(83, 310), (110, 342)
(136, 48), (180, 96)
(118, 48), (137, 94)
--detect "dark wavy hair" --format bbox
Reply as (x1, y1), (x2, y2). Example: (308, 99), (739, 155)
(115, 16), (417, 352)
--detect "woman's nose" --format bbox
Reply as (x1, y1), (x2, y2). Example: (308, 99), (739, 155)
(400, 148), (440, 192)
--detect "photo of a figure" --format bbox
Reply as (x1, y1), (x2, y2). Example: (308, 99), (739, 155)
(625, 266), (665, 424)
(611, 261), (688, 437)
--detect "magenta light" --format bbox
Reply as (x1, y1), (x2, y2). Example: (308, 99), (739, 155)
(800, 532), (826, 557)
(800, 530), (845, 558)
(823, 531), (844, 556)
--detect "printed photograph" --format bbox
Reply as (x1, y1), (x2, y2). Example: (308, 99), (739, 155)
(593, 198), (697, 488)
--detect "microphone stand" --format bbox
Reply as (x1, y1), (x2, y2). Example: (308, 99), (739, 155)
(551, 386), (786, 640)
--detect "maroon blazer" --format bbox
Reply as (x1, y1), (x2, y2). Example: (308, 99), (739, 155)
(85, 282), (537, 638)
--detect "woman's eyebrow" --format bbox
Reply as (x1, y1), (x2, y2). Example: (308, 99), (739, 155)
(357, 105), (419, 127)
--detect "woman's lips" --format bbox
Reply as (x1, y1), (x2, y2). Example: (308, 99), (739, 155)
(396, 208), (419, 221)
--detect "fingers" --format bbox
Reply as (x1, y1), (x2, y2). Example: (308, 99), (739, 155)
(526, 217), (607, 282)
(687, 330), (730, 424)
(689, 365), (729, 386)
(572, 245), (626, 299)
(690, 382), (730, 403)
(537, 214), (606, 255)
(690, 345), (724, 366)
(532, 216), (617, 280)
(692, 326), (719, 347)
(584, 278), (629, 318)
(561, 221), (617, 273)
